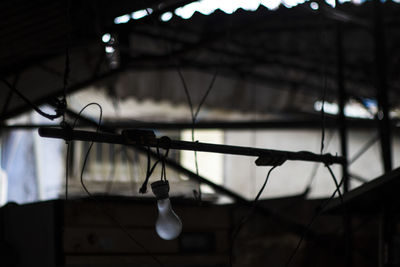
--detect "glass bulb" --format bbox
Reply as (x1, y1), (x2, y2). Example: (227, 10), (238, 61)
(155, 198), (182, 240)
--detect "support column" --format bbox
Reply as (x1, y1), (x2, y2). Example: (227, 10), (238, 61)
(334, 1), (351, 265)
(373, 0), (392, 173)
(373, 1), (393, 267)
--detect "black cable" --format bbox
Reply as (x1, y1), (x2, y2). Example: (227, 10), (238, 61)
(74, 103), (102, 197)
(229, 165), (278, 267)
(60, 0), (70, 124)
(1, 75), (19, 119)
(326, 165), (344, 204)
(139, 146), (170, 193)
(193, 69), (218, 120)
(320, 77), (327, 155)
(160, 147), (169, 182)
(74, 102), (164, 267)
(191, 69), (219, 202)
(285, 167), (344, 267)
(65, 141), (71, 201)
(316, 2), (329, 155)
(144, 8), (221, 202)
(304, 130), (335, 195)
(63, 0), (71, 102)
(0, 78), (64, 121)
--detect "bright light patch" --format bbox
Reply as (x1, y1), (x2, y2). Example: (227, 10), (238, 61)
(325, 0), (336, 7)
(161, 12), (173, 22)
(102, 33), (111, 43)
(105, 46), (115, 53)
(314, 100), (374, 119)
(282, 0), (306, 8)
(132, 8), (152, 20)
(310, 2), (319, 10)
(114, 14), (130, 24)
(260, 0), (281, 10)
(174, 0), (313, 20)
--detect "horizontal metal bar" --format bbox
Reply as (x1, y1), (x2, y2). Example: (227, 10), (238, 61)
(38, 127), (345, 166)
(103, 118), (400, 130)
(5, 117), (400, 131)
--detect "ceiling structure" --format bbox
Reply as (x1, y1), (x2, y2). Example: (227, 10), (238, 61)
(0, 0), (400, 124)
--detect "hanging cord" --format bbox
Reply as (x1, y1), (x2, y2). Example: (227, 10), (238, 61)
(191, 69), (218, 202)
(315, 0), (329, 155)
(0, 79), (65, 121)
(303, 130), (335, 196)
(326, 164), (344, 203)
(285, 166), (344, 267)
(0, 4), (70, 122)
(284, 8), (338, 265)
(320, 74), (327, 154)
(144, 8), (221, 202)
(139, 146), (160, 194)
(159, 147), (170, 182)
(73, 102), (164, 267)
(65, 140), (71, 200)
(139, 143), (170, 193)
(229, 165), (278, 267)
(60, 0), (71, 124)
(72, 102), (103, 197)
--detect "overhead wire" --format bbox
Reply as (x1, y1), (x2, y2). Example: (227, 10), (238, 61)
(144, 7), (222, 202)
(0, 0), (70, 122)
(285, 3), (345, 266)
(62, 0), (72, 201)
(303, 130), (335, 195)
(68, 102), (165, 267)
(229, 165), (278, 267)
(285, 167), (344, 267)
(0, 78), (65, 121)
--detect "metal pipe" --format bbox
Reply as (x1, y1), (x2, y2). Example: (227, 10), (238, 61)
(38, 127), (345, 166)
(3, 118), (400, 131)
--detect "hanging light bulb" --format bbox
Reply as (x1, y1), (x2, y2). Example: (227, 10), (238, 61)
(151, 180), (182, 240)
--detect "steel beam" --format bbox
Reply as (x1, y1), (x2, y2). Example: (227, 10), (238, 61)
(373, 0), (392, 173)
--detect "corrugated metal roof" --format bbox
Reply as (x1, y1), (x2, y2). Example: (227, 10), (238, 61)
(1, 0), (399, 120)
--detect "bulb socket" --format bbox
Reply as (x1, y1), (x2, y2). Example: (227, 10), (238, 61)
(151, 180), (170, 200)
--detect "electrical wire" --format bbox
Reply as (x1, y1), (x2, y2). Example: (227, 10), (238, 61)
(65, 141), (71, 200)
(326, 165), (343, 203)
(68, 103), (164, 267)
(312, 1), (330, 155)
(144, 8), (221, 202)
(303, 130), (335, 195)
(0, 78), (65, 121)
(139, 146), (170, 193)
(63, 0), (71, 101)
(229, 165), (278, 267)
(285, 167), (344, 267)
(284, 6), (342, 265)
(1, 3), (70, 122)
